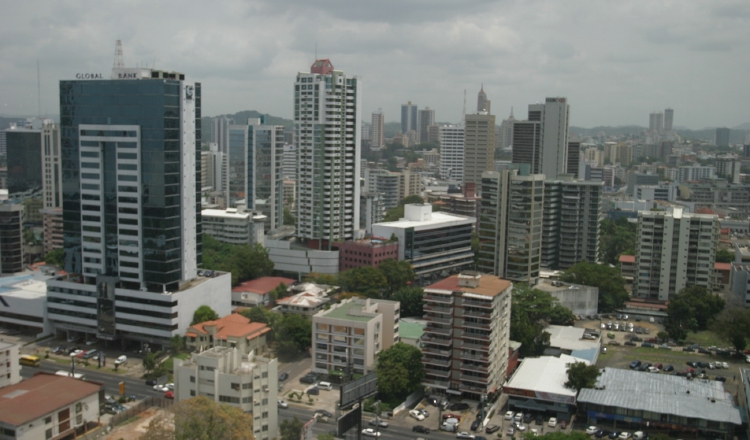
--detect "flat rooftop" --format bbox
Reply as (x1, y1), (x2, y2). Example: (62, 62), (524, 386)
(373, 211), (474, 230)
(547, 325), (599, 351)
(425, 274), (512, 298)
(318, 300), (376, 323)
(504, 354), (584, 402)
(0, 373), (102, 426)
(0, 274), (49, 299)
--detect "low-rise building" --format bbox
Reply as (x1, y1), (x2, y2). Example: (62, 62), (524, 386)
(731, 262), (750, 307)
(618, 254), (635, 282)
(372, 204), (474, 285)
(174, 348), (278, 440)
(274, 283), (335, 316)
(544, 325), (601, 364)
(0, 272), (52, 337)
(504, 354), (585, 418)
(578, 368), (741, 438)
(202, 207), (266, 246)
(398, 319), (426, 348)
(714, 262), (731, 292)
(334, 238), (399, 272)
(231, 276), (296, 308)
(534, 280), (599, 316)
(265, 239), (340, 276)
(185, 313), (271, 354)
(0, 341), (21, 388)
(312, 298), (400, 376)
(0, 373), (102, 440)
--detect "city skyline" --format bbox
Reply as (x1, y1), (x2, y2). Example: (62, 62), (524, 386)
(0, 1), (748, 130)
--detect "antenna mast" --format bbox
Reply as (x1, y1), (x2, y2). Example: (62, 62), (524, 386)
(37, 59), (41, 118)
(113, 40), (124, 69)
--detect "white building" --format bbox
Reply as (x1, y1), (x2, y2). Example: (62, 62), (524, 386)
(730, 263), (750, 307)
(47, 271), (232, 349)
(372, 204), (475, 284)
(282, 144), (296, 180)
(0, 272), (53, 337)
(274, 282), (335, 315)
(312, 298), (400, 376)
(200, 143), (226, 193)
(0, 373), (101, 440)
(294, 59), (361, 250)
(174, 348), (277, 440)
(202, 207), (266, 246)
(675, 165), (716, 183)
(0, 341), (21, 388)
(371, 110), (385, 150)
(265, 239), (340, 276)
(439, 125), (465, 182)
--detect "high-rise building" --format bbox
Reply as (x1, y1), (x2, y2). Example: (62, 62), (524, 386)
(541, 176), (602, 270)
(294, 59), (361, 249)
(282, 144), (296, 180)
(361, 121), (371, 141)
(498, 108), (516, 150)
(649, 112), (664, 133)
(418, 107), (436, 145)
(664, 108), (674, 131)
(633, 207), (718, 301)
(426, 124), (440, 143)
(463, 113), (496, 187)
(716, 156), (742, 184)
(371, 109), (385, 150)
(401, 101), (418, 135)
(40, 121), (64, 254)
(0, 204), (24, 275)
(200, 143), (226, 193)
(4, 119), (44, 194)
(567, 142), (580, 178)
(439, 125), (465, 181)
(716, 127), (731, 147)
(477, 85), (491, 113)
(212, 116), (234, 154)
(225, 117), (284, 231)
(478, 170), (545, 284)
(512, 98), (570, 180)
(420, 272), (511, 400)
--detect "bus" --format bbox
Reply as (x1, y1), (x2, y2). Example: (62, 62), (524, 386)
(55, 370), (86, 380)
(19, 355), (41, 367)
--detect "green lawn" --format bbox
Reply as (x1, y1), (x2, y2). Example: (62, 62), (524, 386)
(163, 352), (190, 373)
(683, 330), (725, 348)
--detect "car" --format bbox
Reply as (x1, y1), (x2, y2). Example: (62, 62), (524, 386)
(633, 431), (647, 440)
(410, 410), (426, 421)
(523, 413), (533, 424)
(514, 424), (526, 432)
(145, 379), (156, 386)
(413, 426), (431, 434)
(83, 349), (99, 359)
(278, 399), (289, 409)
(641, 342), (654, 348)
(457, 432), (475, 439)
(69, 349), (83, 358)
(300, 374), (317, 384)
(419, 409), (429, 417)
(361, 429), (381, 437)
(85, 338), (99, 346)
(485, 425), (500, 434)
(505, 411), (515, 420)
(427, 396), (439, 406)
(115, 355), (128, 365)
(608, 431), (620, 439)
(683, 347), (695, 352)
(307, 387), (319, 395)
(165, 383), (174, 390)
(101, 406), (119, 415)
(164, 391), (174, 399)
(279, 372), (288, 381)
(369, 419), (388, 428)
(586, 426), (598, 435)
(450, 402), (471, 411)
(624, 341), (637, 346)
(530, 429), (539, 437)
(444, 414), (462, 421)
(635, 317), (641, 322)
(715, 376), (727, 382)
(316, 410), (334, 418)
(318, 381), (333, 391)
(663, 365), (674, 372)
(507, 427), (516, 436)
(153, 384), (169, 392)
(534, 415), (544, 425)
(52, 346), (64, 354)
(514, 413), (523, 422)
(619, 433), (631, 439)
(471, 420), (481, 431)
(721, 362), (729, 369)
(560, 420), (567, 429)
(475, 436), (487, 440)
(629, 360), (641, 369)
(548, 417), (558, 427)
(595, 430), (611, 438)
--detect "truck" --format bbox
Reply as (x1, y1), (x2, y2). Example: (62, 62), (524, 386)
(441, 419), (459, 432)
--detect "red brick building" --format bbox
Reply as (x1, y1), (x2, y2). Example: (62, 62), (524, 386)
(334, 238), (399, 272)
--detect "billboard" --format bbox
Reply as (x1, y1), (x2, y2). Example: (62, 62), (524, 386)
(337, 405), (361, 436)
(340, 371), (378, 409)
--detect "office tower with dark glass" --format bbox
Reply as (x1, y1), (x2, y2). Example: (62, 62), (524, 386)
(417, 107), (435, 145)
(512, 97), (570, 180)
(50, 66), (231, 348)
(401, 101), (418, 134)
(294, 59), (361, 249)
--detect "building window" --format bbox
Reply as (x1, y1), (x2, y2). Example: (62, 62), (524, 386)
(191, 390), (196, 396)
(46, 429), (52, 440)
(262, 411), (268, 418)
(76, 414), (83, 425)
(231, 383), (240, 390)
(44, 416), (52, 424)
(261, 372), (268, 378)
(76, 402), (83, 413)
(190, 376), (195, 383)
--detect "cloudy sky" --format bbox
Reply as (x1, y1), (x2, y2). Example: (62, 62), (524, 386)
(1, 0), (748, 129)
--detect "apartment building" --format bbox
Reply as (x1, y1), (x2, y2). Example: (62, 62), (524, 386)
(421, 272), (512, 400)
(633, 207), (719, 301)
(174, 348), (278, 440)
(0, 341), (21, 388)
(201, 206), (267, 246)
(334, 238), (399, 272)
(685, 182), (750, 217)
(185, 313), (270, 354)
(0, 204), (24, 275)
(311, 298), (400, 376)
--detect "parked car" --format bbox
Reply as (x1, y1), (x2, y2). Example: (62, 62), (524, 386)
(419, 409), (429, 417)
(523, 413), (533, 424)
(534, 415), (544, 425)
(548, 417), (557, 427)
(164, 391), (174, 399)
(514, 413), (523, 422)
(663, 365), (674, 372)
(115, 355), (128, 365)
(444, 414), (462, 421)
(426, 396), (439, 406)
(515, 424), (527, 432)
(608, 431), (620, 439)
(715, 376), (727, 382)
(471, 420), (481, 431)
(369, 419), (388, 428)
(619, 432), (631, 439)
(316, 410), (334, 418)
(629, 360), (641, 369)
(485, 425), (500, 434)
(145, 379), (157, 386)
(586, 426), (598, 435)
(450, 402), (470, 411)
(413, 426), (431, 434)
(595, 430), (611, 438)
(279, 372), (288, 381)
(278, 400), (288, 409)
(641, 342), (654, 348)
(153, 384), (169, 392)
(457, 432), (475, 439)
(633, 431), (647, 440)
(507, 427), (516, 437)
(560, 420), (567, 429)
(361, 429), (381, 437)
(410, 410), (426, 421)
(504, 411), (515, 421)
(307, 387), (319, 395)
(85, 338), (99, 346)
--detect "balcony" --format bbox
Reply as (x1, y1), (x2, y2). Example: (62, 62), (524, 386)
(462, 309), (491, 320)
(459, 373), (490, 385)
(423, 356), (451, 368)
(458, 382), (488, 394)
(423, 314), (452, 325)
(463, 321), (491, 331)
(422, 335), (452, 347)
(460, 362), (489, 373)
(461, 340), (490, 351)
(424, 366), (451, 378)
(422, 346), (452, 357)
(463, 299), (492, 308)
(424, 326), (452, 336)
(424, 295), (454, 305)
(460, 351), (489, 362)
(422, 378), (449, 389)
(461, 330), (490, 342)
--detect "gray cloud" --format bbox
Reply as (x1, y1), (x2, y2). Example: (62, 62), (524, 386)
(0, 0), (748, 129)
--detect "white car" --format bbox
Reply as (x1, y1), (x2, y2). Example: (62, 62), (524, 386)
(278, 400), (288, 409)
(586, 426), (598, 435)
(456, 432), (475, 439)
(361, 429), (381, 437)
(153, 384), (169, 392)
(548, 417), (557, 427)
(410, 409), (425, 421)
(721, 362), (729, 369)
(619, 432), (631, 439)
(165, 383), (174, 390)
(515, 424), (527, 432)
(514, 413), (523, 422)
(114, 355), (128, 365)
(504, 411), (515, 421)
(69, 349), (83, 357)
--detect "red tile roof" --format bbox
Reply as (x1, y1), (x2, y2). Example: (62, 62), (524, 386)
(187, 313), (270, 341)
(232, 276), (295, 294)
(715, 262), (731, 271)
(426, 274), (511, 297)
(695, 207), (717, 215)
(0, 373), (102, 426)
(619, 255), (636, 263)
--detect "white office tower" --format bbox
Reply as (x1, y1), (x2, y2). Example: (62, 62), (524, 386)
(294, 59), (361, 249)
(633, 207), (718, 301)
(439, 125), (465, 182)
(201, 143), (226, 193)
(512, 98), (570, 180)
(498, 108), (516, 150)
(212, 116), (234, 154)
(282, 144), (297, 180)
(371, 109), (385, 150)
(649, 112), (664, 133)
(225, 117), (284, 232)
(40, 121), (64, 254)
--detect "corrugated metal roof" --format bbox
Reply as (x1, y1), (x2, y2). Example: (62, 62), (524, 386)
(578, 368), (741, 425)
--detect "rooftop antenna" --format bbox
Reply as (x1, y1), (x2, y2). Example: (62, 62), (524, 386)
(113, 39), (124, 69)
(462, 89), (466, 123)
(37, 59), (41, 118)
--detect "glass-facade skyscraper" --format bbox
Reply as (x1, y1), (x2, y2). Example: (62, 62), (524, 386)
(60, 68), (202, 292)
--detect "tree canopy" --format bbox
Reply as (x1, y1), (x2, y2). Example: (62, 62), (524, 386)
(509, 284), (574, 356)
(338, 266), (388, 298)
(201, 234), (274, 286)
(559, 261), (629, 313)
(191, 305), (219, 325)
(44, 248), (64, 266)
(276, 313), (313, 360)
(599, 218), (636, 265)
(378, 259), (415, 296)
(715, 248), (734, 263)
(666, 286), (725, 342)
(565, 361), (601, 391)
(375, 342), (425, 402)
(280, 417), (304, 440)
(712, 306), (750, 352)
(391, 286), (425, 318)
(140, 396), (255, 440)
(283, 207), (296, 226)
